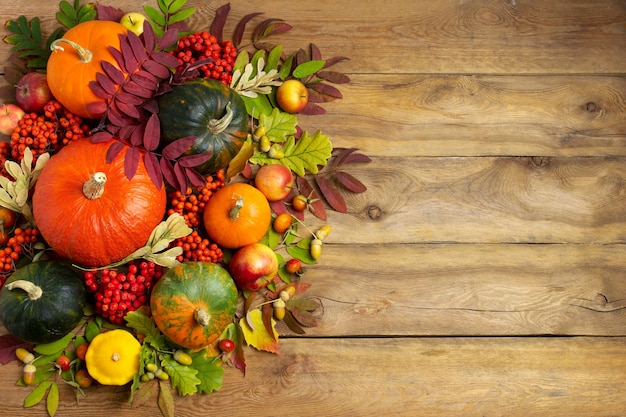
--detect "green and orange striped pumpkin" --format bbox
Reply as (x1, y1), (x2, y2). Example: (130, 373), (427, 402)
(149, 262), (238, 350)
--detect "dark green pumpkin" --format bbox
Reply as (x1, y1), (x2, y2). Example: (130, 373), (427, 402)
(0, 261), (86, 344)
(158, 78), (249, 175)
(150, 262), (238, 350)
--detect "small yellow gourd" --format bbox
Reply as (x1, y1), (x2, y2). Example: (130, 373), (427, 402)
(85, 329), (141, 386)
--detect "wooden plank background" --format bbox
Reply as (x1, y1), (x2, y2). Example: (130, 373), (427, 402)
(1, 0), (625, 415)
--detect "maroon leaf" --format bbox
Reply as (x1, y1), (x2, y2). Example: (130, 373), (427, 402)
(116, 91), (144, 106)
(173, 161), (188, 193)
(120, 38), (139, 75)
(116, 99), (142, 119)
(150, 51), (180, 69)
(336, 171), (367, 193)
(132, 70), (159, 88)
(124, 80), (154, 98)
(144, 152), (163, 189)
(332, 147), (358, 167)
(315, 175), (347, 213)
(252, 19), (292, 43)
(316, 70), (350, 84)
(143, 99), (159, 114)
(142, 60), (171, 80)
(282, 310), (306, 335)
(210, 3), (231, 43)
(160, 158), (180, 191)
(107, 103), (131, 126)
(299, 102), (326, 115)
(143, 113), (160, 151)
(343, 152), (372, 164)
(324, 56), (350, 68)
(129, 122), (145, 147)
(86, 100), (107, 117)
(118, 124), (137, 141)
(0, 334), (32, 365)
(158, 28), (179, 51)
(143, 21), (156, 51)
(185, 167), (206, 188)
(233, 12), (263, 47)
(294, 48), (307, 67)
(106, 141), (126, 163)
(109, 46), (128, 73)
(178, 153), (212, 168)
(88, 80), (112, 100)
(102, 61), (126, 85)
(162, 136), (196, 160)
(261, 303), (276, 341)
(91, 131), (114, 143)
(310, 43), (322, 61)
(308, 82), (343, 99)
(128, 32), (147, 63)
(95, 4), (125, 22)
(124, 146), (140, 179)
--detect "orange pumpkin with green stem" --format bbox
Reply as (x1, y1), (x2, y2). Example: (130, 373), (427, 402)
(32, 138), (167, 267)
(46, 20), (127, 119)
(202, 182), (271, 249)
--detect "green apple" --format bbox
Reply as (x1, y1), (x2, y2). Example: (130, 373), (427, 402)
(120, 12), (147, 36)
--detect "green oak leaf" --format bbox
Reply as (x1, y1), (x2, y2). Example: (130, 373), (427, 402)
(162, 356), (201, 396)
(189, 351), (224, 394)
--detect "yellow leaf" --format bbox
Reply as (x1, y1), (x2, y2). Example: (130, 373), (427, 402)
(226, 140), (255, 179)
(239, 309), (279, 354)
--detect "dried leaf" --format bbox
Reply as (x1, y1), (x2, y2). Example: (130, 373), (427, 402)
(308, 82), (343, 100)
(0, 334), (31, 365)
(233, 12), (263, 47)
(298, 177), (327, 220)
(343, 152), (372, 164)
(336, 171), (367, 193)
(210, 3), (230, 43)
(316, 70), (350, 84)
(124, 146), (140, 179)
(324, 55), (350, 67)
(315, 175), (347, 213)
(131, 379), (159, 408)
(310, 43), (322, 61)
(157, 380), (176, 417)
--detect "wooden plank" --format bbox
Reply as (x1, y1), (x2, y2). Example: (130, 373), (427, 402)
(1, 0), (625, 75)
(296, 243), (626, 337)
(297, 74), (626, 157)
(1, 337), (624, 416)
(320, 156), (626, 245)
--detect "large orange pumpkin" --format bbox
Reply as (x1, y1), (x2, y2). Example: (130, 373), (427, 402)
(32, 139), (166, 267)
(46, 20), (127, 119)
(202, 183), (271, 249)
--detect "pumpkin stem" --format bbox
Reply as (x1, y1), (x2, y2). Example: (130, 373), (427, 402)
(50, 38), (93, 63)
(111, 352), (120, 362)
(229, 195), (245, 221)
(83, 172), (107, 200)
(207, 102), (234, 135)
(5, 280), (43, 301)
(193, 308), (211, 327)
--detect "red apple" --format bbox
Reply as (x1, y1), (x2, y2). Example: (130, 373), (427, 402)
(229, 243), (279, 291)
(0, 104), (25, 136)
(254, 164), (294, 201)
(16, 72), (52, 113)
(276, 79), (309, 113)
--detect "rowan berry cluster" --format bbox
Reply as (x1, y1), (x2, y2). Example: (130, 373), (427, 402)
(82, 261), (163, 325)
(167, 169), (226, 228)
(173, 230), (223, 264)
(0, 228), (40, 288)
(8, 100), (89, 164)
(171, 31), (238, 85)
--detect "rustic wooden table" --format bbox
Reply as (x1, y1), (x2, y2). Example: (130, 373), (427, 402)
(1, 0), (626, 416)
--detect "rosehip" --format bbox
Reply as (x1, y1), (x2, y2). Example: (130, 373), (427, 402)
(218, 339), (235, 352)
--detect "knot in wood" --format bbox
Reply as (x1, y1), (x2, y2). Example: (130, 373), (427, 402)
(367, 205), (382, 220)
(585, 101), (598, 112)
(528, 156), (549, 167)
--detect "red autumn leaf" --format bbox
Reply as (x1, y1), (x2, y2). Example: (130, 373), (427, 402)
(310, 43), (322, 61)
(143, 21), (156, 51)
(252, 19), (292, 43)
(173, 162), (188, 193)
(106, 141), (126, 163)
(128, 32), (147, 63)
(129, 122), (145, 146)
(116, 99), (141, 119)
(143, 113), (160, 151)
(150, 51), (180, 69)
(101, 60), (125, 85)
(343, 152), (372, 164)
(157, 28), (179, 51)
(308, 82), (343, 100)
(0, 334), (31, 365)
(143, 60), (171, 80)
(116, 91), (144, 105)
(89, 80), (112, 100)
(131, 70), (158, 90)
(324, 56), (350, 68)
(336, 171), (367, 193)
(109, 46), (128, 73)
(123, 80), (153, 98)
(233, 12), (263, 47)
(94, 4), (125, 22)
(282, 310), (306, 335)
(210, 3), (230, 43)
(162, 136), (196, 160)
(316, 70), (350, 84)
(315, 175), (347, 213)
(177, 153), (212, 168)
(185, 167), (206, 188)
(332, 147), (358, 167)
(124, 146), (140, 179)
(144, 152), (162, 189)
(91, 131), (113, 143)
(120, 38), (138, 75)
(160, 158), (179, 191)
(261, 303), (276, 341)
(299, 102), (326, 115)
(297, 177), (327, 220)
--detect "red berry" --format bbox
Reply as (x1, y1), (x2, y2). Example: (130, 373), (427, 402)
(55, 355), (71, 371)
(219, 339), (235, 352)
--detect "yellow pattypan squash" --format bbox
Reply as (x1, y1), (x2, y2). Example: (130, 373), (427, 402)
(85, 329), (141, 385)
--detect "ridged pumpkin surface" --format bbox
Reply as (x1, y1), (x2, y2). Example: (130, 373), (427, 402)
(32, 139), (167, 267)
(150, 262), (238, 350)
(157, 78), (249, 174)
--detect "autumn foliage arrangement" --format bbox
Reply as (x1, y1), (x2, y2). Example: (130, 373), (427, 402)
(0, 1), (369, 416)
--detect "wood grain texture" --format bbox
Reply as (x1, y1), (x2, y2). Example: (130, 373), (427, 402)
(1, 337), (624, 417)
(1, 0), (625, 75)
(0, 0), (625, 416)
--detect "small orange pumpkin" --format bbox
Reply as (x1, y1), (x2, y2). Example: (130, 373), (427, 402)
(203, 183), (271, 249)
(46, 20), (128, 119)
(32, 139), (166, 267)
